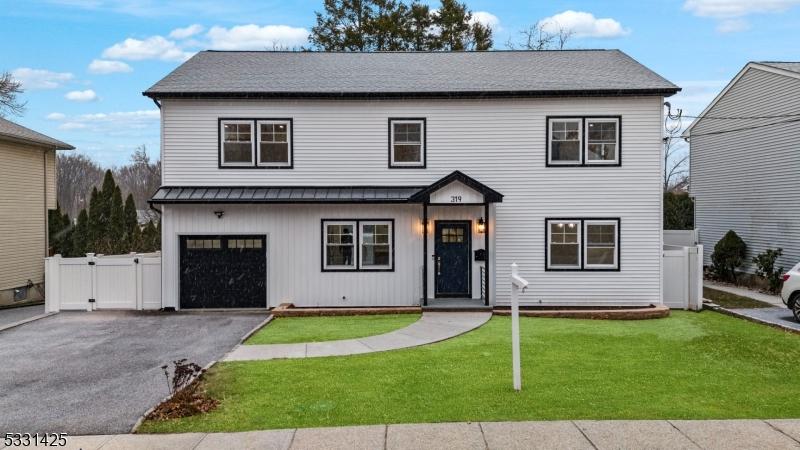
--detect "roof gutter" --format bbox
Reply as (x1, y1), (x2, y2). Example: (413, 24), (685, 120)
(142, 87), (681, 101)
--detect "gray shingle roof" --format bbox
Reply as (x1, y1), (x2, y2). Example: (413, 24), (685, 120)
(144, 50), (680, 99)
(0, 117), (74, 150)
(150, 186), (426, 204)
(759, 62), (800, 75)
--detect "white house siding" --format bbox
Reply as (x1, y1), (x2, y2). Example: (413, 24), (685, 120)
(160, 96), (664, 307)
(690, 67), (800, 272)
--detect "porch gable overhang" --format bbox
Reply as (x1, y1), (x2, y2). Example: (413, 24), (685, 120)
(409, 171), (503, 204)
(149, 172), (502, 206)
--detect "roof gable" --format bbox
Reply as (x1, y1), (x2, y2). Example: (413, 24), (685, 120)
(144, 50), (680, 100)
(410, 171), (503, 203)
(684, 62), (800, 136)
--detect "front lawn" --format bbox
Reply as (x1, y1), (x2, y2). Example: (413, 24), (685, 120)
(245, 314), (420, 345)
(141, 311), (800, 433)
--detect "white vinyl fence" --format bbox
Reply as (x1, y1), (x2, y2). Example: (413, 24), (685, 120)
(663, 244), (703, 310)
(664, 229), (699, 247)
(45, 253), (161, 312)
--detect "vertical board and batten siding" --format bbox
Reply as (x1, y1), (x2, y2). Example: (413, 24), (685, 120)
(690, 67), (800, 272)
(161, 96), (664, 307)
(0, 140), (51, 291)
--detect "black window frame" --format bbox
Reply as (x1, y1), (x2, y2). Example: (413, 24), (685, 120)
(388, 117), (426, 169)
(545, 115), (622, 167)
(218, 117), (294, 169)
(545, 217), (621, 272)
(321, 218), (395, 272)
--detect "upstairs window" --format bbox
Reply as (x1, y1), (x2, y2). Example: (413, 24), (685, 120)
(548, 119), (582, 164)
(257, 120), (292, 167)
(220, 120), (254, 166)
(547, 116), (622, 167)
(586, 118), (619, 164)
(390, 118), (425, 168)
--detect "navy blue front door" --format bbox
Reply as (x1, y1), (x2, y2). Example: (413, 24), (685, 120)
(434, 221), (471, 298)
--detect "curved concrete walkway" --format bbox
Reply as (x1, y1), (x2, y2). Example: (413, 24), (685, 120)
(224, 312), (492, 362)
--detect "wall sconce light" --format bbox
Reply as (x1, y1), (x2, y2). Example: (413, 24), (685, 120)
(214, 210), (225, 219)
(421, 219), (430, 234)
(477, 217), (486, 234)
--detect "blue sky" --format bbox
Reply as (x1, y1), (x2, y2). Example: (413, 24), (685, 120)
(2, 0), (799, 167)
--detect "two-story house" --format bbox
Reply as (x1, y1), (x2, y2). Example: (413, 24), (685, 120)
(145, 50), (679, 310)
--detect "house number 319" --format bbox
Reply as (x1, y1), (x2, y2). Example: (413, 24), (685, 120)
(450, 195), (462, 203)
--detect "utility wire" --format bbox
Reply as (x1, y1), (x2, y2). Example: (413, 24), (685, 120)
(681, 112), (800, 120)
(682, 117), (800, 138)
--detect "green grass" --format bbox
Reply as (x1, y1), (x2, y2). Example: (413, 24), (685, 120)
(140, 311), (800, 433)
(245, 314), (420, 345)
(704, 287), (775, 308)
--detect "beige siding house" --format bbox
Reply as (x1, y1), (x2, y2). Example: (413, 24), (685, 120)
(0, 117), (73, 306)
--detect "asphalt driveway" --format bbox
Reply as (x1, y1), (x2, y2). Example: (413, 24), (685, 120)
(0, 311), (266, 435)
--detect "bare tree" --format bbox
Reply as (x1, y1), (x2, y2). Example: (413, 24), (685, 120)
(0, 71), (25, 117)
(506, 21), (572, 50)
(114, 145), (162, 211)
(57, 153), (104, 219)
(664, 112), (689, 192)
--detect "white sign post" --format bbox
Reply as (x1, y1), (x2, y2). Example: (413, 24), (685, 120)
(510, 263), (528, 391)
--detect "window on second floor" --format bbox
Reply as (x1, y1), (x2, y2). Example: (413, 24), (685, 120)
(220, 118), (293, 168)
(389, 118), (425, 168)
(547, 116), (621, 166)
(220, 120), (254, 166)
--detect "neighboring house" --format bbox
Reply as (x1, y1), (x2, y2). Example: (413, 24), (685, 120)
(0, 117), (73, 306)
(684, 62), (800, 272)
(145, 50), (679, 310)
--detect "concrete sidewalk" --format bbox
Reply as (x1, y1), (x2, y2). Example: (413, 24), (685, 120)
(225, 312), (492, 361)
(19, 419), (800, 450)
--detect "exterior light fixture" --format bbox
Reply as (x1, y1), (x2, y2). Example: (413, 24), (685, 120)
(214, 210), (225, 219)
(477, 217), (486, 234)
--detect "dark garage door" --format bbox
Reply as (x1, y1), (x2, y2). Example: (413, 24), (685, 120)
(180, 235), (267, 309)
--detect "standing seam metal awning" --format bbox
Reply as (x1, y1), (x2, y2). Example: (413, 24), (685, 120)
(149, 186), (427, 204)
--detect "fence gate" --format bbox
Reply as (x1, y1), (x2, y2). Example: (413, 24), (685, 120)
(46, 253), (162, 312)
(662, 244), (703, 310)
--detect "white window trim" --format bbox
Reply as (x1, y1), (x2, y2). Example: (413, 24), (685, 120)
(256, 119), (292, 167)
(585, 118), (620, 165)
(390, 119), (425, 167)
(547, 118), (583, 165)
(359, 220), (393, 270)
(323, 220), (357, 271)
(220, 119), (255, 167)
(546, 219), (582, 269)
(583, 220), (619, 269)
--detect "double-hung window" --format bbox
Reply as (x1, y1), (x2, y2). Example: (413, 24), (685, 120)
(220, 118), (293, 168)
(322, 219), (394, 271)
(323, 221), (356, 270)
(389, 118), (425, 167)
(360, 221), (393, 270)
(257, 120), (292, 167)
(586, 118), (619, 164)
(220, 120), (254, 166)
(546, 218), (620, 270)
(548, 118), (582, 164)
(547, 116), (621, 166)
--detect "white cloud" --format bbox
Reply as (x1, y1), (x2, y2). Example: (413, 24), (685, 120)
(206, 24), (309, 50)
(102, 35), (192, 61)
(53, 109), (160, 131)
(88, 59), (133, 74)
(683, 0), (800, 17)
(11, 68), (74, 90)
(683, 0), (800, 32)
(65, 89), (98, 102)
(539, 10), (630, 38)
(169, 24), (204, 39)
(46, 112), (66, 121)
(470, 11), (500, 30)
(670, 80), (729, 116)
